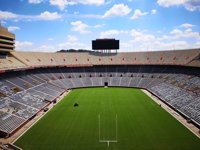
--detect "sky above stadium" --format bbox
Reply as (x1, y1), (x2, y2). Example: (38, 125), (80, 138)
(0, 0), (200, 52)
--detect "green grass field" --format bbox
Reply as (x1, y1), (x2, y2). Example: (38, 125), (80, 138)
(15, 88), (200, 150)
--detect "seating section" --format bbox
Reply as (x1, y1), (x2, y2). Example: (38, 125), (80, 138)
(81, 78), (92, 87)
(0, 80), (66, 134)
(0, 111), (26, 134)
(0, 65), (200, 136)
(0, 55), (26, 71)
(120, 77), (131, 87)
(90, 77), (101, 86)
(0, 98), (38, 119)
(9, 49), (200, 68)
(0, 81), (16, 97)
(110, 77), (120, 86)
(150, 82), (200, 124)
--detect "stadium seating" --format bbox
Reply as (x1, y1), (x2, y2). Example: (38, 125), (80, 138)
(149, 82), (200, 123)
(9, 49), (200, 67)
(0, 111), (26, 134)
(0, 49), (200, 137)
(0, 55), (26, 71)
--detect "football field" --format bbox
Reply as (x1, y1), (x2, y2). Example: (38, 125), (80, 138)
(14, 88), (200, 150)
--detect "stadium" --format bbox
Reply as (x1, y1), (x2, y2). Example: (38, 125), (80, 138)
(1, 1), (200, 149)
(0, 24), (200, 149)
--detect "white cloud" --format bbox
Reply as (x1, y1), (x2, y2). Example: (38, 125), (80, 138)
(15, 41), (33, 50)
(67, 35), (78, 42)
(28, 0), (43, 4)
(0, 10), (62, 21)
(48, 38), (54, 41)
(157, 0), (200, 11)
(103, 3), (132, 18)
(117, 26), (200, 51)
(195, 41), (200, 47)
(75, 0), (105, 5)
(154, 40), (190, 50)
(100, 30), (128, 38)
(94, 24), (105, 28)
(151, 9), (157, 14)
(185, 0), (200, 11)
(14, 26), (200, 52)
(26, 45), (56, 52)
(131, 29), (156, 42)
(180, 23), (195, 28)
(170, 29), (183, 35)
(75, 14), (102, 19)
(121, 40), (190, 52)
(130, 9), (148, 20)
(38, 11), (61, 20)
(99, 27), (200, 51)
(50, 0), (105, 11)
(49, 0), (68, 11)
(0, 11), (18, 19)
(170, 28), (200, 40)
(58, 41), (85, 50)
(71, 21), (91, 34)
(157, 0), (186, 7)
(8, 26), (20, 31)
(34, 35), (85, 51)
(37, 45), (56, 52)
(157, 35), (170, 41)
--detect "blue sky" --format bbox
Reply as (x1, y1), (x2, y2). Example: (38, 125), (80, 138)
(0, 0), (200, 52)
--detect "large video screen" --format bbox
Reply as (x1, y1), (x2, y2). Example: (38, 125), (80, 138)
(92, 39), (119, 50)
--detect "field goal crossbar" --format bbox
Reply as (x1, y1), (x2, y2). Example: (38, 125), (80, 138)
(98, 114), (118, 148)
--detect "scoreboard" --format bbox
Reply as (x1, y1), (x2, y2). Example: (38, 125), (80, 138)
(92, 39), (119, 50)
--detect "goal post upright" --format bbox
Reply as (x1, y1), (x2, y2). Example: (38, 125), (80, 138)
(116, 114), (118, 142)
(98, 114), (101, 141)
